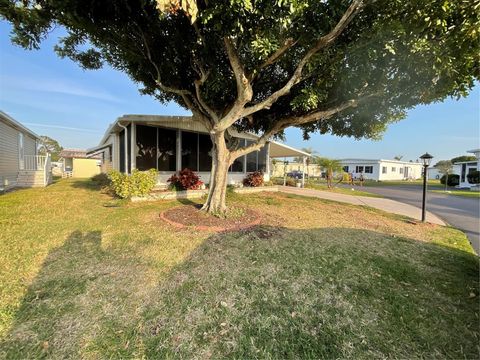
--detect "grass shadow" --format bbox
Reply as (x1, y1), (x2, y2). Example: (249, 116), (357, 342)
(2, 226), (479, 359)
(0, 230), (152, 359)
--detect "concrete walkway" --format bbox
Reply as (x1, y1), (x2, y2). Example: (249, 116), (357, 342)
(278, 186), (446, 225)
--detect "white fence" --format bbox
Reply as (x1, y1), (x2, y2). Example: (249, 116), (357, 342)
(23, 155), (48, 171)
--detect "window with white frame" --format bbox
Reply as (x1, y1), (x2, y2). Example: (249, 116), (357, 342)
(382, 166), (387, 174)
(18, 133), (24, 170)
(365, 166), (373, 173)
(399, 167), (404, 174)
(355, 165), (364, 173)
(392, 167), (396, 172)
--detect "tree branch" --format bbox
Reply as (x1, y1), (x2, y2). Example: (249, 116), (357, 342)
(213, 37), (253, 130)
(252, 37), (298, 78)
(231, 95), (368, 159)
(241, 0), (364, 120)
(137, 26), (191, 96)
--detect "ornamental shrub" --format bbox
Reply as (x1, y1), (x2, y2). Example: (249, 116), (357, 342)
(108, 169), (157, 198)
(243, 171), (264, 187)
(167, 168), (203, 190)
(440, 174), (460, 187)
(467, 170), (480, 184)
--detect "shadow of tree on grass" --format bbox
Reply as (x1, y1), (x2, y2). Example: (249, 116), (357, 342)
(2, 227), (479, 359)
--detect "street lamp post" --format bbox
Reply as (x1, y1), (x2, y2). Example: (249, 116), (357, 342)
(420, 152), (433, 222)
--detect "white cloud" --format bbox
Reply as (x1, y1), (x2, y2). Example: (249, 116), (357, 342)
(0, 74), (121, 103)
(23, 122), (104, 134)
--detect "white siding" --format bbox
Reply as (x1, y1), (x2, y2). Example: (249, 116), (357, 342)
(0, 120), (39, 190)
(339, 159), (423, 181)
(24, 135), (37, 156)
(0, 120), (20, 189)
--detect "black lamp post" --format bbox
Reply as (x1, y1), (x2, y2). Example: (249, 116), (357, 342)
(420, 152), (433, 222)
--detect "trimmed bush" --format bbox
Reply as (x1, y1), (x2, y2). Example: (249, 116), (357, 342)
(108, 169), (157, 198)
(243, 171), (264, 187)
(440, 174), (460, 187)
(467, 170), (480, 184)
(168, 168), (203, 190)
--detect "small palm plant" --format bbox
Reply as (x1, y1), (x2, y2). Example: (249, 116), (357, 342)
(316, 157), (343, 188)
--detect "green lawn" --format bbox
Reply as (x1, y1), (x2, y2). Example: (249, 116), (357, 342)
(431, 189), (480, 198)
(305, 182), (383, 197)
(0, 179), (478, 358)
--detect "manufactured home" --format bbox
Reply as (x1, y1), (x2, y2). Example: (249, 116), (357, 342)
(455, 149), (480, 188)
(338, 158), (423, 181)
(87, 115), (309, 186)
(0, 111), (51, 191)
(59, 149), (102, 178)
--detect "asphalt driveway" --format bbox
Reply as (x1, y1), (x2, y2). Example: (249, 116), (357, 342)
(347, 185), (480, 254)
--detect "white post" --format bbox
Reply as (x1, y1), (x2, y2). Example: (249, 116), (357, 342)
(283, 157), (287, 186)
(302, 156), (306, 188)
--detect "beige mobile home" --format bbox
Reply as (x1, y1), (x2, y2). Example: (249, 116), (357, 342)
(87, 114), (309, 186)
(0, 111), (52, 191)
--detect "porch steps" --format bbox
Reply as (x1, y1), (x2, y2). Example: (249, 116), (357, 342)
(16, 170), (47, 188)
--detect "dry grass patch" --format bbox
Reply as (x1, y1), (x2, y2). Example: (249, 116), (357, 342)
(0, 179), (478, 359)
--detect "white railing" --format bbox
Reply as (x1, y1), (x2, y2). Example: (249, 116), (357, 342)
(22, 154), (52, 186)
(23, 155), (47, 171)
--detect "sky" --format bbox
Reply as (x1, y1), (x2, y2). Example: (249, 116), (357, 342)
(0, 21), (479, 163)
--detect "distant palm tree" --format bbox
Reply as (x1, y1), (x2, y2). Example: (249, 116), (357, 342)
(316, 157), (343, 188)
(297, 147), (318, 177)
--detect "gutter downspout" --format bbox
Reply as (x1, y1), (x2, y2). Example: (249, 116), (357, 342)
(118, 122), (129, 174)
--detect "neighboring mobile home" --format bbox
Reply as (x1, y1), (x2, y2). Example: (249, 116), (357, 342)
(87, 115), (309, 186)
(59, 149), (101, 178)
(0, 111), (51, 191)
(455, 149), (480, 188)
(338, 158), (423, 181)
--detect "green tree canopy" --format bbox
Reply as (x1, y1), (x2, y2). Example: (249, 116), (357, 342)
(451, 155), (477, 164)
(1, 0), (478, 212)
(37, 135), (63, 161)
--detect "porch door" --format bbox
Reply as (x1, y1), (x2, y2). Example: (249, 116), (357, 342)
(18, 133), (24, 170)
(404, 167), (409, 179)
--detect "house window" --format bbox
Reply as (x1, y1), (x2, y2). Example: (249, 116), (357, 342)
(230, 139), (245, 173)
(18, 133), (24, 170)
(246, 141), (258, 172)
(181, 131), (198, 171)
(158, 127), (177, 171)
(343, 166), (349, 172)
(198, 134), (213, 171)
(355, 166), (364, 173)
(136, 125), (157, 171)
(257, 145), (267, 172)
(391, 167), (396, 172)
(382, 166), (387, 174)
(399, 167), (404, 174)
(365, 166), (373, 174)
(245, 140), (268, 172)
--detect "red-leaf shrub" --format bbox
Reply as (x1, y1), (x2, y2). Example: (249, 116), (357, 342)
(168, 168), (204, 190)
(243, 171), (264, 187)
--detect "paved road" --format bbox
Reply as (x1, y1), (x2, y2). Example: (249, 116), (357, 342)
(341, 185), (480, 254)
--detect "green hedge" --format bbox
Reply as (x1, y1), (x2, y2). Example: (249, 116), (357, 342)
(108, 169), (157, 198)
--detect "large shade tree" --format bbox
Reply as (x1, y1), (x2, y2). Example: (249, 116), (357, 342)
(1, 0), (478, 213)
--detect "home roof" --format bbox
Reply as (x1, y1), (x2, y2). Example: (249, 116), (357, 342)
(339, 158), (422, 165)
(60, 149), (101, 159)
(89, 114), (310, 158)
(0, 110), (40, 140)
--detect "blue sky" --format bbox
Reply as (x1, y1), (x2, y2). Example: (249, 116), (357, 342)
(0, 21), (478, 162)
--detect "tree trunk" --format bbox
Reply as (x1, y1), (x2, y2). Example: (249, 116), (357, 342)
(202, 131), (231, 214)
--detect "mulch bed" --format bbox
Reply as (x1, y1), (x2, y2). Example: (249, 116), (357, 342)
(160, 204), (261, 231)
